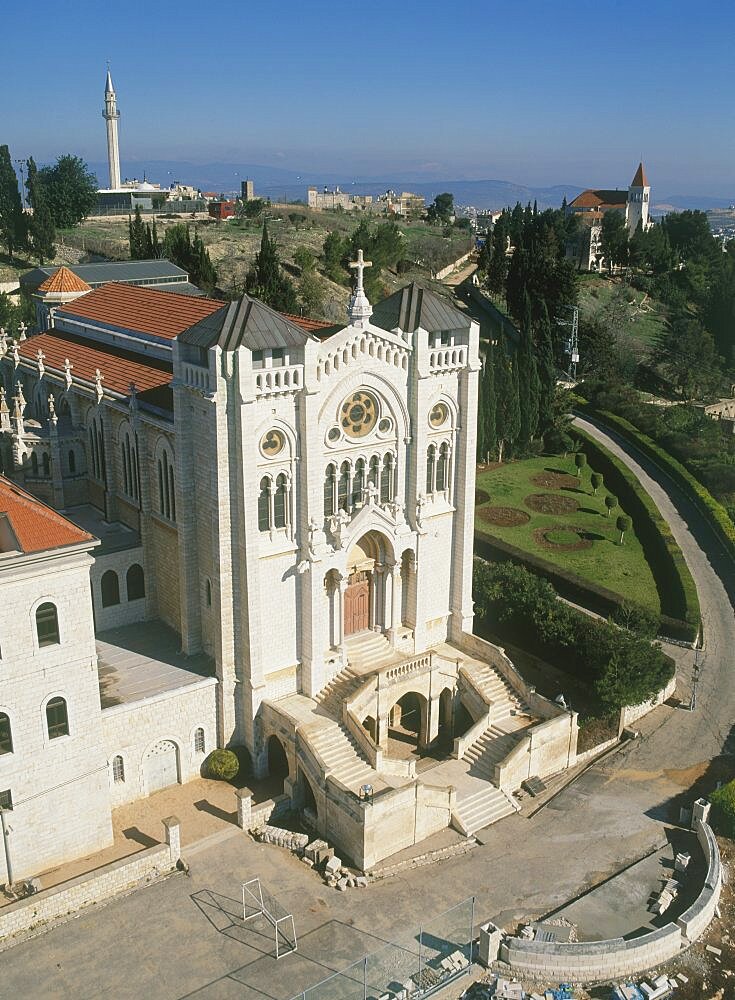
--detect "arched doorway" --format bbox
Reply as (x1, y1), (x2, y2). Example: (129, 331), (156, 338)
(362, 715), (377, 741)
(267, 735), (289, 794)
(343, 531), (394, 637)
(388, 692), (428, 752)
(299, 770), (318, 820)
(144, 740), (179, 794)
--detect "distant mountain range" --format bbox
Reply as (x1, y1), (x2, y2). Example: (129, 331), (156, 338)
(85, 160), (732, 213)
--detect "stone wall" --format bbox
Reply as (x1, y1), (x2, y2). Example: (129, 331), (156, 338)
(621, 675), (677, 728)
(102, 677), (218, 806)
(148, 516), (181, 632)
(90, 545), (147, 631)
(498, 818), (722, 982)
(0, 820), (180, 945)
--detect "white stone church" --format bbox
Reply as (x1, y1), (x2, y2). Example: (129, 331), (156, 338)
(0, 259), (577, 880)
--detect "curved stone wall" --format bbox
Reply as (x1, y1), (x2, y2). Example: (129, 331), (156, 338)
(499, 819), (722, 982)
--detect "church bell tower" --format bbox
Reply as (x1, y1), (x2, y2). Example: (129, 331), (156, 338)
(627, 161), (650, 235)
(103, 68), (121, 190)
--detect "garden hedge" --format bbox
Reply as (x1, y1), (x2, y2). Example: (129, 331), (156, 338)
(576, 429), (700, 639)
(474, 532), (697, 643)
(576, 405), (735, 563)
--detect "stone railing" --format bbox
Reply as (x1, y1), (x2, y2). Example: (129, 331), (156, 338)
(382, 652), (433, 685)
(453, 712), (491, 760)
(181, 362), (212, 394)
(494, 715), (578, 791)
(428, 346), (467, 373)
(253, 364), (303, 396)
(497, 817), (722, 982)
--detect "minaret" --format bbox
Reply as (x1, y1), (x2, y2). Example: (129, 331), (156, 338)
(103, 68), (121, 190)
(627, 161), (650, 235)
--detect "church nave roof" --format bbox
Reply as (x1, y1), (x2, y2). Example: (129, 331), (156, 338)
(371, 282), (471, 335)
(180, 293), (320, 351)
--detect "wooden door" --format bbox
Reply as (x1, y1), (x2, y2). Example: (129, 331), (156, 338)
(344, 571), (370, 635)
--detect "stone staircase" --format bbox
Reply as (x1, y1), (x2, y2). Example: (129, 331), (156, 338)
(462, 725), (525, 780)
(452, 784), (518, 836)
(315, 666), (364, 719)
(464, 661), (530, 722)
(306, 719), (376, 791)
(344, 631), (395, 673)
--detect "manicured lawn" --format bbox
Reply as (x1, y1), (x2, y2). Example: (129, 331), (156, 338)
(475, 454), (661, 613)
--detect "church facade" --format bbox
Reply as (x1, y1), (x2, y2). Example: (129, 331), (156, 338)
(0, 264), (577, 878)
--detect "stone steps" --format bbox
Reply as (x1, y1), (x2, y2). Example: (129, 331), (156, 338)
(306, 720), (375, 789)
(345, 632), (394, 672)
(315, 666), (363, 719)
(452, 785), (516, 836)
(463, 727), (524, 780)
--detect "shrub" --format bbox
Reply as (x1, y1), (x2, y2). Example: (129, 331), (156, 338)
(574, 452), (588, 478)
(710, 780), (735, 839)
(604, 494), (618, 516)
(616, 514), (632, 544)
(206, 748), (239, 781)
(612, 601), (660, 640)
(591, 472), (603, 495)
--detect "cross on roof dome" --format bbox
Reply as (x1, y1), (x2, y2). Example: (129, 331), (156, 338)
(347, 249), (373, 326)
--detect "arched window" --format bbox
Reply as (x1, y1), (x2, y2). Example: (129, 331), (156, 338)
(88, 415), (106, 481)
(42, 452), (50, 477)
(338, 461), (350, 512)
(323, 464), (336, 518)
(426, 444), (436, 494)
(274, 474), (288, 529)
(101, 570), (120, 607)
(437, 443), (449, 492)
(121, 431), (139, 503)
(126, 564), (145, 601)
(258, 477), (271, 531)
(58, 396), (70, 417)
(46, 696), (69, 739)
(380, 453), (394, 504)
(68, 449), (76, 474)
(368, 455), (380, 490)
(112, 755), (125, 783)
(0, 713), (12, 755)
(352, 458), (365, 508)
(156, 445), (175, 520)
(194, 727), (206, 754)
(36, 602), (60, 647)
(31, 452), (38, 475)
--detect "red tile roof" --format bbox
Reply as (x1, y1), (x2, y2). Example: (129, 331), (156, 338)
(0, 476), (94, 554)
(280, 312), (334, 332)
(631, 162), (649, 187)
(569, 188), (628, 210)
(37, 266), (92, 294)
(17, 331), (172, 396)
(56, 282), (225, 340)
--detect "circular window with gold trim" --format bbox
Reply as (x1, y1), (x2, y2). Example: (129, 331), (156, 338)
(340, 390), (379, 439)
(429, 402), (449, 428)
(260, 428), (285, 457)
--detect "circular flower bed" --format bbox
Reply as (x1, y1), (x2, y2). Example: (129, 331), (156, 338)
(475, 488), (491, 505)
(525, 492), (579, 515)
(530, 470), (579, 490)
(478, 506), (531, 527)
(534, 525), (593, 551)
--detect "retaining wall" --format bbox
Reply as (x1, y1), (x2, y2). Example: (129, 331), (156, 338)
(498, 818), (721, 982)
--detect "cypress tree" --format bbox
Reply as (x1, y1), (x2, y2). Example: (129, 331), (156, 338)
(495, 334), (519, 462)
(128, 205), (147, 259)
(518, 291), (539, 450)
(483, 341), (497, 462)
(0, 145), (26, 259)
(246, 221), (297, 311)
(537, 302), (557, 438)
(26, 156), (55, 265)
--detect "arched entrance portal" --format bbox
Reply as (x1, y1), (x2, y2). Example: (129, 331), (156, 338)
(343, 531), (397, 637)
(388, 691), (428, 752)
(267, 735), (289, 794)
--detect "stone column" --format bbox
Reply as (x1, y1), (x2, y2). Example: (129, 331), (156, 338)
(374, 563), (385, 631)
(368, 570), (378, 630)
(338, 575), (348, 655)
(390, 562), (402, 645)
(162, 815), (181, 866)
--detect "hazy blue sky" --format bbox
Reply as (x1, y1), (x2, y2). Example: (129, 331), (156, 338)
(4, 0), (734, 196)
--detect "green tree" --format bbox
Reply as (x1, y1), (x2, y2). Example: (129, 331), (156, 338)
(145, 217), (161, 258)
(128, 206), (147, 259)
(298, 268), (324, 317)
(600, 211), (629, 272)
(654, 315), (722, 399)
(38, 155), (98, 228)
(495, 336), (521, 462)
(477, 342), (497, 463)
(426, 192), (454, 225)
(246, 221), (298, 312)
(616, 513), (632, 544)
(574, 452), (587, 478)
(486, 218), (509, 296)
(25, 156), (55, 265)
(536, 303), (556, 437)
(590, 472), (603, 495)
(704, 257), (735, 366)
(294, 246), (315, 272)
(604, 494), (618, 517)
(0, 145), (26, 258)
(323, 231), (348, 283)
(236, 197), (266, 220)
(517, 292), (539, 450)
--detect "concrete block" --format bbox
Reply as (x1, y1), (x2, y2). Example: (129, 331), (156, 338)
(478, 921), (502, 966)
(324, 856), (341, 875)
(336, 877), (348, 891)
(674, 852), (691, 872)
(692, 797), (711, 829)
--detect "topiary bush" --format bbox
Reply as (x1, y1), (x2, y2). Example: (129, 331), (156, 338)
(710, 780), (735, 839)
(206, 748), (239, 781)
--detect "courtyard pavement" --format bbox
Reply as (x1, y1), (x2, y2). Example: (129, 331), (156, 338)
(1, 419), (733, 998)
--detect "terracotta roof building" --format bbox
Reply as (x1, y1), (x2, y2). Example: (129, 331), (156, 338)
(37, 267), (92, 295)
(0, 475), (95, 554)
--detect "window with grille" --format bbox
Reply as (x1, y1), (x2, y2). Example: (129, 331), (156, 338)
(112, 755), (125, 783)
(0, 714), (12, 755)
(36, 602), (60, 647)
(0, 789), (12, 811)
(194, 728), (205, 753)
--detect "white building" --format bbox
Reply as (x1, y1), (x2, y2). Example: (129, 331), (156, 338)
(0, 261), (577, 878)
(566, 162), (652, 270)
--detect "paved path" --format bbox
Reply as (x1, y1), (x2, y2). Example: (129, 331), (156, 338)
(2, 418), (733, 999)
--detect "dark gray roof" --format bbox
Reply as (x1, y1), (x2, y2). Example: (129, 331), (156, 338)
(371, 282), (471, 335)
(21, 259), (189, 289)
(152, 281), (206, 297)
(180, 294), (314, 352)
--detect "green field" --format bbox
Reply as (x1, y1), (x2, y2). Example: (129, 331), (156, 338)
(578, 272), (668, 347)
(475, 454), (661, 612)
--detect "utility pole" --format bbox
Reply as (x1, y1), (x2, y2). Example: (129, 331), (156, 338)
(0, 805), (13, 888)
(556, 305), (579, 380)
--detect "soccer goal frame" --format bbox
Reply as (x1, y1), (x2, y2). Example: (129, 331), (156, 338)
(241, 877), (297, 960)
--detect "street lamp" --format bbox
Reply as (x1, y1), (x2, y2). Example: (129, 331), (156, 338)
(0, 800), (13, 888)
